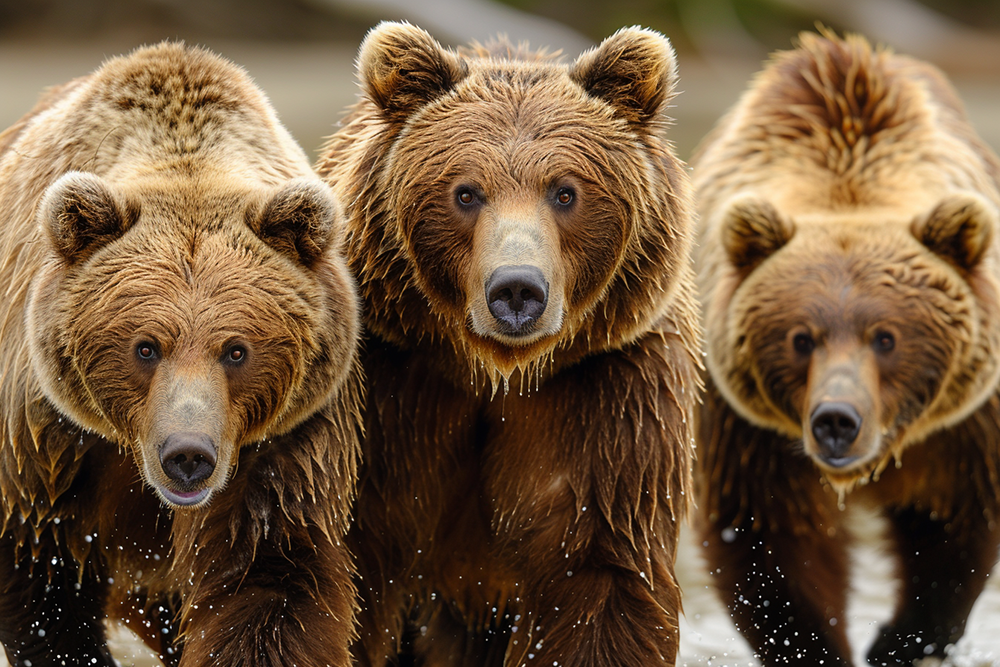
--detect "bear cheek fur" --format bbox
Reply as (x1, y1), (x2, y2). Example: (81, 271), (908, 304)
(26, 256), (114, 440)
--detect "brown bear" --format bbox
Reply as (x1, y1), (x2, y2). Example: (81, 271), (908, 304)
(693, 30), (1000, 666)
(316, 21), (701, 667)
(0, 43), (361, 666)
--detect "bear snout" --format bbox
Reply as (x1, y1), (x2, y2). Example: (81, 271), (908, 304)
(486, 265), (548, 334)
(809, 401), (862, 466)
(159, 431), (217, 492)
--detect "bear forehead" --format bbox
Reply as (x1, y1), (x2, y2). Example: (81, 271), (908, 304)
(394, 82), (639, 188)
(80, 230), (314, 307)
(67, 246), (317, 359)
(412, 65), (627, 139)
(757, 233), (947, 291)
(743, 238), (973, 331)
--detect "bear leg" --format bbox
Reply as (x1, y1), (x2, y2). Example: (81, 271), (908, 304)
(350, 549), (413, 667)
(503, 563), (683, 667)
(486, 334), (698, 667)
(409, 603), (509, 667)
(169, 415), (358, 667)
(867, 505), (1000, 666)
(702, 505), (853, 666)
(176, 522), (356, 667)
(0, 530), (116, 666)
(111, 593), (183, 665)
(698, 387), (853, 666)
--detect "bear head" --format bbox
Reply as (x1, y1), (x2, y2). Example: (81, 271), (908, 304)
(708, 192), (1000, 488)
(25, 171), (359, 508)
(338, 22), (690, 382)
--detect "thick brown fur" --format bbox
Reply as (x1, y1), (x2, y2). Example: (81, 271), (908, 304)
(693, 30), (1000, 666)
(0, 43), (362, 666)
(316, 22), (701, 667)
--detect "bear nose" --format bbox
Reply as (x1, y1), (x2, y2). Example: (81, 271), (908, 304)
(160, 432), (217, 487)
(810, 402), (862, 465)
(485, 265), (548, 334)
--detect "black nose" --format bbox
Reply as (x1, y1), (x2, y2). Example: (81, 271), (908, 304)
(485, 265), (548, 334)
(160, 432), (217, 487)
(810, 402), (862, 464)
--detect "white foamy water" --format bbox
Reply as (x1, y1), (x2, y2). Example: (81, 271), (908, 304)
(678, 506), (1000, 667)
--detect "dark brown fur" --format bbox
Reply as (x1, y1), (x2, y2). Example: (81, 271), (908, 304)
(0, 43), (361, 666)
(693, 31), (1000, 666)
(316, 22), (701, 667)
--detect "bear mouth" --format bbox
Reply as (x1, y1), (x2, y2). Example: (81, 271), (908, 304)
(158, 485), (212, 508)
(818, 455), (861, 469)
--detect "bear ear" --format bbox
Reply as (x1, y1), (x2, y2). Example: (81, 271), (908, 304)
(569, 26), (678, 131)
(41, 171), (137, 263)
(249, 179), (341, 267)
(357, 21), (468, 123)
(912, 193), (997, 271)
(722, 196), (796, 274)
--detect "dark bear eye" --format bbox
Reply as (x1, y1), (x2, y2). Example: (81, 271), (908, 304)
(136, 341), (158, 361)
(455, 187), (478, 207)
(224, 345), (247, 364)
(873, 330), (895, 353)
(555, 187), (575, 206)
(792, 332), (815, 355)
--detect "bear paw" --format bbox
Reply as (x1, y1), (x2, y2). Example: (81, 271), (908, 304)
(867, 625), (950, 666)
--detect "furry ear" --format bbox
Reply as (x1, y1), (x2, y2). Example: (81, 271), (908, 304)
(358, 21), (468, 123)
(913, 193), (996, 271)
(41, 171), (136, 263)
(249, 179), (340, 266)
(570, 26), (678, 130)
(722, 196), (796, 274)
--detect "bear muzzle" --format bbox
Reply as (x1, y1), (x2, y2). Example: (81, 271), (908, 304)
(801, 354), (884, 475)
(144, 367), (232, 508)
(485, 264), (548, 335)
(158, 431), (218, 506)
(809, 401), (862, 467)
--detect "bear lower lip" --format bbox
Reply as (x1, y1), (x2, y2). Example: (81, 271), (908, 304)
(160, 486), (211, 507)
(494, 318), (539, 336)
(820, 455), (861, 469)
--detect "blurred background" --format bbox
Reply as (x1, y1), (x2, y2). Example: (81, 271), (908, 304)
(0, 1), (999, 666)
(1, 0), (997, 160)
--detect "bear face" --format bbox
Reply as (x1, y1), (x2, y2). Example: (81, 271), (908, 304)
(25, 172), (356, 508)
(709, 192), (1000, 486)
(327, 23), (690, 380)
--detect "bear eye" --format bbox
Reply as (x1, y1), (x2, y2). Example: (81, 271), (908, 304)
(136, 341), (159, 362)
(792, 332), (815, 355)
(555, 187), (575, 207)
(224, 345), (247, 365)
(455, 186), (479, 208)
(873, 330), (895, 353)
